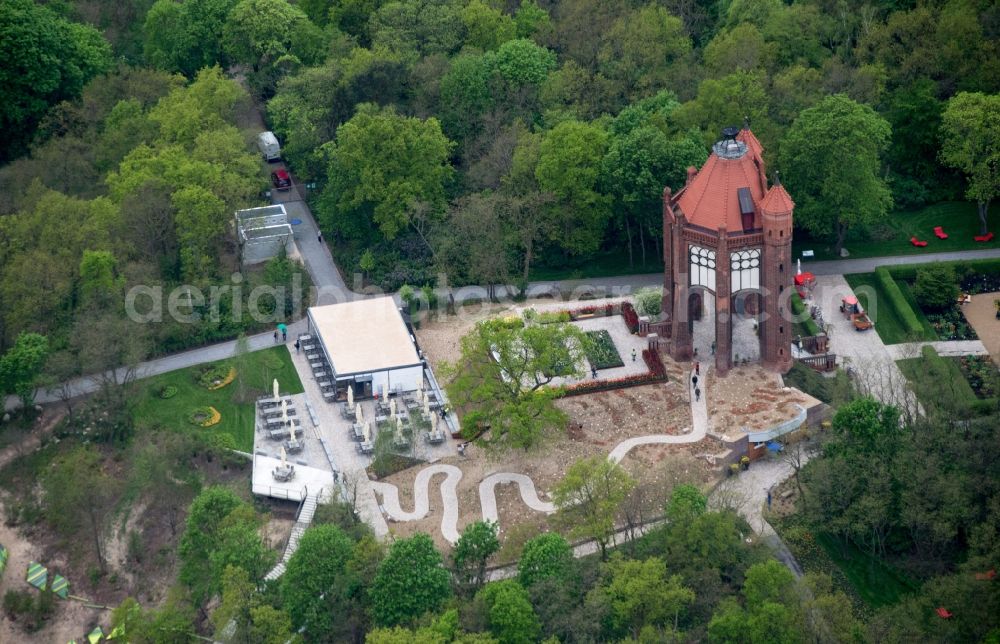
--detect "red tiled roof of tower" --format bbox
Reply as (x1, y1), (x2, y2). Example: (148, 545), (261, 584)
(759, 182), (794, 214)
(737, 127), (763, 159)
(674, 132), (768, 232)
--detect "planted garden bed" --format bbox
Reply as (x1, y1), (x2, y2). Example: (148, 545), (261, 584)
(955, 355), (999, 398)
(584, 330), (624, 369)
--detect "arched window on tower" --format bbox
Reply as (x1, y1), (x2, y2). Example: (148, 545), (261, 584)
(730, 249), (761, 292)
(689, 246), (716, 291)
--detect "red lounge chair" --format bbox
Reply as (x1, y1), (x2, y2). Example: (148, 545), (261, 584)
(974, 232), (994, 242)
(910, 236), (928, 247)
(936, 607), (953, 619)
(975, 569), (996, 580)
(933, 226), (948, 239)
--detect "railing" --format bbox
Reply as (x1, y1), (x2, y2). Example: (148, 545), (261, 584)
(746, 404), (807, 443)
(251, 483), (308, 502)
(796, 353), (837, 372)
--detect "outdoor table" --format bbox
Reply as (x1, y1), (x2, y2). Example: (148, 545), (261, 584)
(272, 465), (295, 482)
(267, 430), (287, 440)
(405, 399), (420, 410)
(350, 424), (364, 440)
(313, 370), (328, 378)
(302, 343), (317, 351)
(322, 391), (337, 400)
(298, 334), (312, 342)
(426, 430), (445, 444)
(283, 440), (303, 453)
(356, 441), (373, 455)
(375, 414), (388, 424)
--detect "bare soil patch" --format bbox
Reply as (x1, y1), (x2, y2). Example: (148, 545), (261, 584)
(705, 366), (819, 441)
(963, 293), (1000, 363)
(376, 382), (721, 551)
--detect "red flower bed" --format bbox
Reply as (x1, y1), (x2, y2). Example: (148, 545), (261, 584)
(621, 301), (639, 332)
(643, 348), (666, 377)
(561, 370), (668, 396)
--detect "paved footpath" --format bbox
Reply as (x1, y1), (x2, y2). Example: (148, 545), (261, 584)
(10, 244), (998, 412)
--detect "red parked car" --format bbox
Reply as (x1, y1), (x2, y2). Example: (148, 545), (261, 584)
(271, 168), (292, 191)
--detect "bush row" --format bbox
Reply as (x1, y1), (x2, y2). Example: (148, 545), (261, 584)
(885, 258), (1000, 282)
(790, 292), (822, 337)
(874, 267), (925, 338)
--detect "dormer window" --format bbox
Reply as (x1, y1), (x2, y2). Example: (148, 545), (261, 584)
(738, 187), (754, 232)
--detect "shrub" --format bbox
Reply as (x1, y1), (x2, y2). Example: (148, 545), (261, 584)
(536, 311), (571, 325)
(188, 407), (221, 427)
(634, 287), (662, 318)
(913, 264), (959, 311)
(790, 292), (822, 336)
(207, 367), (236, 390)
(158, 385), (178, 399)
(875, 267), (923, 336)
(196, 364), (232, 389)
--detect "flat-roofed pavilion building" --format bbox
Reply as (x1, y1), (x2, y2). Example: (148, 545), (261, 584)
(306, 296), (424, 398)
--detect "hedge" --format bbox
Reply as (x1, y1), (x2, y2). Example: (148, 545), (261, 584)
(874, 267), (924, 338)
(885, 258), (1000, 282)
(790, 292), (822, 336)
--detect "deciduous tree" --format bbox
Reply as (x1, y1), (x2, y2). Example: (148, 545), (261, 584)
(940, 92), (1000, 235)
(369, 533), (452, 627)
(317, 103), (454, 242)
(452, 520), (500, 594)
(779, 94), (892, 254)
(517, 533), (573, 589)
(444, 319), (588, 450)
(0, 332), (50, 409)
(476, 579), (541, 644)
(553, 456), (635, 558)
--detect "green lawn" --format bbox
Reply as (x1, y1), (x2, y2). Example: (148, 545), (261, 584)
(793, 201), (1000, 261)
(897, 347), (978, 413)
(845, 273), (934, 344)
(814, 533), (918, 608)
(132, 346), (303, 451)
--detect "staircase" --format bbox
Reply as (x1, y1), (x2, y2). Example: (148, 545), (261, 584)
(265, 492), (318, 581)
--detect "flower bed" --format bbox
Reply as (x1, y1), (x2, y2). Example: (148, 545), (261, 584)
(584, 330), (624, 369)
(207, 367), (237, 390)
(621, 301), (639, 333)
(529, 303), (619, 324)
(561, 370), (668, 397)
(643, 347), (667, 378)
(956, 355), (998, 398)
(196, 364), (235, 390)
(188, 406), (221, 427)
(924, 308), (978, 341)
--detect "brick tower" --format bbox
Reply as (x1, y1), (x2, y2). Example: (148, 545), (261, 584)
(659, 124), (794, 375)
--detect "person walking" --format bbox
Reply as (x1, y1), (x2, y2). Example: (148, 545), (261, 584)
(294, 339), (300, 353)
(711, 340), (716, 355)
(631, 348), (637, 362)
(692, 374), (699, 388)
(694, 387), (701, 401)
(273, 330), (278, 343)
(695, 361), (700, 375)
(282, 329), (287, 342)
(317, 232), (323, 243)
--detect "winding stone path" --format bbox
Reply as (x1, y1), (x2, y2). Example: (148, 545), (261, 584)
(479, 473), (556, 524)
(371, 464), (463, 543)
(373, 368), (712, 544)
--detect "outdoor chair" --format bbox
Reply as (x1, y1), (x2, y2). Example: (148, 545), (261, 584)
(933, 226), (948, 239)
(909, 236), (928, 247)
(975, 232), (994, 242)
